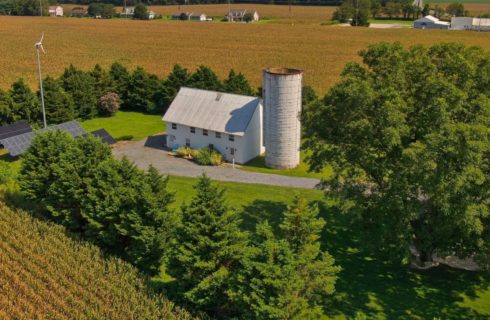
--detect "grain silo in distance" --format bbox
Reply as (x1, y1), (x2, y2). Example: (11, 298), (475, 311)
(262, 68), (303, 169)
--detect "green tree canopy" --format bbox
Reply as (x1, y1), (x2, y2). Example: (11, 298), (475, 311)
(9, 78), (41, 125)
(233, 196), (340, 319)
(40, 76), (75, 124)
(125, 67), (161, 113)
(59, 64), (98, 119)
(133, 3), (148, 20)
(0, 89), (14, 125)
(168, 174), (248, 316)
(223, 69), (255, 96)
(159, 64), (191, 110)
(189, 65), (223, 91)
(303, 42), (490, 269)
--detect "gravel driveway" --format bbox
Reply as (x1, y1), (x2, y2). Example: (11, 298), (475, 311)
(112, 134), (321, 189)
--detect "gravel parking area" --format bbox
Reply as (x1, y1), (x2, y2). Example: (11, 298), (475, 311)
(112, 134), (321, 189)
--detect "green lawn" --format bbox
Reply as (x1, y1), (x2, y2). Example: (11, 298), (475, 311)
(165, 175), (490, 319)
(369, 19), (414, 26)
(81, 111), (165, 141)
(238, 152), (333, 179)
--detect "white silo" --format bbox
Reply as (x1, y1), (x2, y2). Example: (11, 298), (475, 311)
(263, 68), (303, 169)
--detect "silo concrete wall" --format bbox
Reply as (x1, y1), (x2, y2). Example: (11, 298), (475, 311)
(263, 68), (302, 169)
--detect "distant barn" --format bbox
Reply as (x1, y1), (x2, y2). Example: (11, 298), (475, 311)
(225, 9), (259, 22)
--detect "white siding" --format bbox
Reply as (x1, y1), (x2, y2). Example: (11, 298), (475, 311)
(165, 105), (263, 165)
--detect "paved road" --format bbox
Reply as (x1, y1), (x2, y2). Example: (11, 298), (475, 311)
(112, 134), (321, 189)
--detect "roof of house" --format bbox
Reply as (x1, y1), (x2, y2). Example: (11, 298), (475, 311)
(163, 87), (261, 136)
(416, 15), (439, 22)
(227, 9), (256, 16)
(49, 5), (61, 10)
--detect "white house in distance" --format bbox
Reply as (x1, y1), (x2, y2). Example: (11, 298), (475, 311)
(451, 17), (490, 31)
(171, 12), (208, 21)
(48, 6), (63, 17)
(226, 9), (259, 22)
(163, 87), (264, 164)
(413, 15), (449, 29)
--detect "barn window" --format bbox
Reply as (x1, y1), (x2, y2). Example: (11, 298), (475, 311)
(203, 129), (208, 136)
(171, 123), (177, 130)
(228, 134), (234, 142)
(186, 139), (190, 147)
(190, 127), (195, 134)
(216, 132), (221, 139)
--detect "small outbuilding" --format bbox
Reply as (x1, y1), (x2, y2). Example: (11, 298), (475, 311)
(163, 87), (264, 164)
(413, 15), (449, 29)
(48, 5), (63, 17)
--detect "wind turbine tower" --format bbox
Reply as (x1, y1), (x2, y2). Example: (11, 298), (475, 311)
(35, 33), (47, 129)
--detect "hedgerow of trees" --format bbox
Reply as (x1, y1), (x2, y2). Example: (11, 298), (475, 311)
(0, 63), (261, 127)
(303, 42), (490, 269)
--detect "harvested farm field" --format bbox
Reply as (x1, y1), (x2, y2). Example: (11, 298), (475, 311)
(0, 5), (490, 93)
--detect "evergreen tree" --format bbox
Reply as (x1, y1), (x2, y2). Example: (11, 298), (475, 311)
(109, 62), (131, 105)
(168, 174), (248, 316)
(9, 78), (41, 125)
(0, 89), (14, 125)
(82, 159), (177, 275)
(59, 65), (98, 119)
(189, 65), (222, 91)
(223, 70), (255, 96)
(125, 67), (161, 113)
(234, 196), (340, 319)
(91, 64), (114, 101)
(42, 76), (76, 124)
(159, 64), (191, 110)
(20, 132), (112, 230)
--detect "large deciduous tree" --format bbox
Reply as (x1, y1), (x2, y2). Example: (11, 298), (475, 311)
(303, 43), (490, 269)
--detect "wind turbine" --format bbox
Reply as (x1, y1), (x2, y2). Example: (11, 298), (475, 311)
(35, 33), (47, 128)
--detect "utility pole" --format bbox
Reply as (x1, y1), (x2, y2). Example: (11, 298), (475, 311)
(355, 0), (358, 26)
(39, 0), (42, 16)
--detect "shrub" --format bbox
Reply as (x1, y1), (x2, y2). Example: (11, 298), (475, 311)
(0, 162), (13, 185)
(98, 92), (121, 116)
(175, 146), (193, 158)
(117, 135), (133, 141)
(195, 147), (222, 166)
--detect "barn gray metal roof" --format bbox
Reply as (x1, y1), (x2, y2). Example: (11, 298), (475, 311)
(163, 87), (260, 136)
(0, 120), (86, 157)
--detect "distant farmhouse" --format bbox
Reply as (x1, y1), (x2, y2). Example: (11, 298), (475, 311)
(413, 15), (450, 29)
(451, 17), (490, 31)
(171, 12), (208, 21)
(164, 68), (303, 169)
(121, 7), (156, 19)
(48, 5), (63, 17)
(70, 7), (88, 18)
(226, 9), (259, 22)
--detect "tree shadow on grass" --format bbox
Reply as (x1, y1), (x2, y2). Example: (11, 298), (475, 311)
(321, 202), (490, 319)
(241, 198), (490, 319)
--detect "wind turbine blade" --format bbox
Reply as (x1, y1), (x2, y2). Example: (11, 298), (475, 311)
(39, 33), (44, 43)
(40, 45), (46, 54)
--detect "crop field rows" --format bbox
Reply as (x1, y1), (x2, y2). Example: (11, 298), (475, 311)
(0, 203), (191, 320)
(1, 4), (490, 94)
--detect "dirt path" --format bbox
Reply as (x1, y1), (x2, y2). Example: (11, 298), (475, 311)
(112, 134), (321, 189)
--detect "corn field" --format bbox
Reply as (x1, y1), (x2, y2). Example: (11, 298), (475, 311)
(0, 5), (489, 94)
(0, 202), (193, 320)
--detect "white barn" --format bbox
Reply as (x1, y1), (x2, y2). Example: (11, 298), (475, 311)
(163, 87), (264, 164)
(451, 17), (490, 31)
(48, 5), (63, 17)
